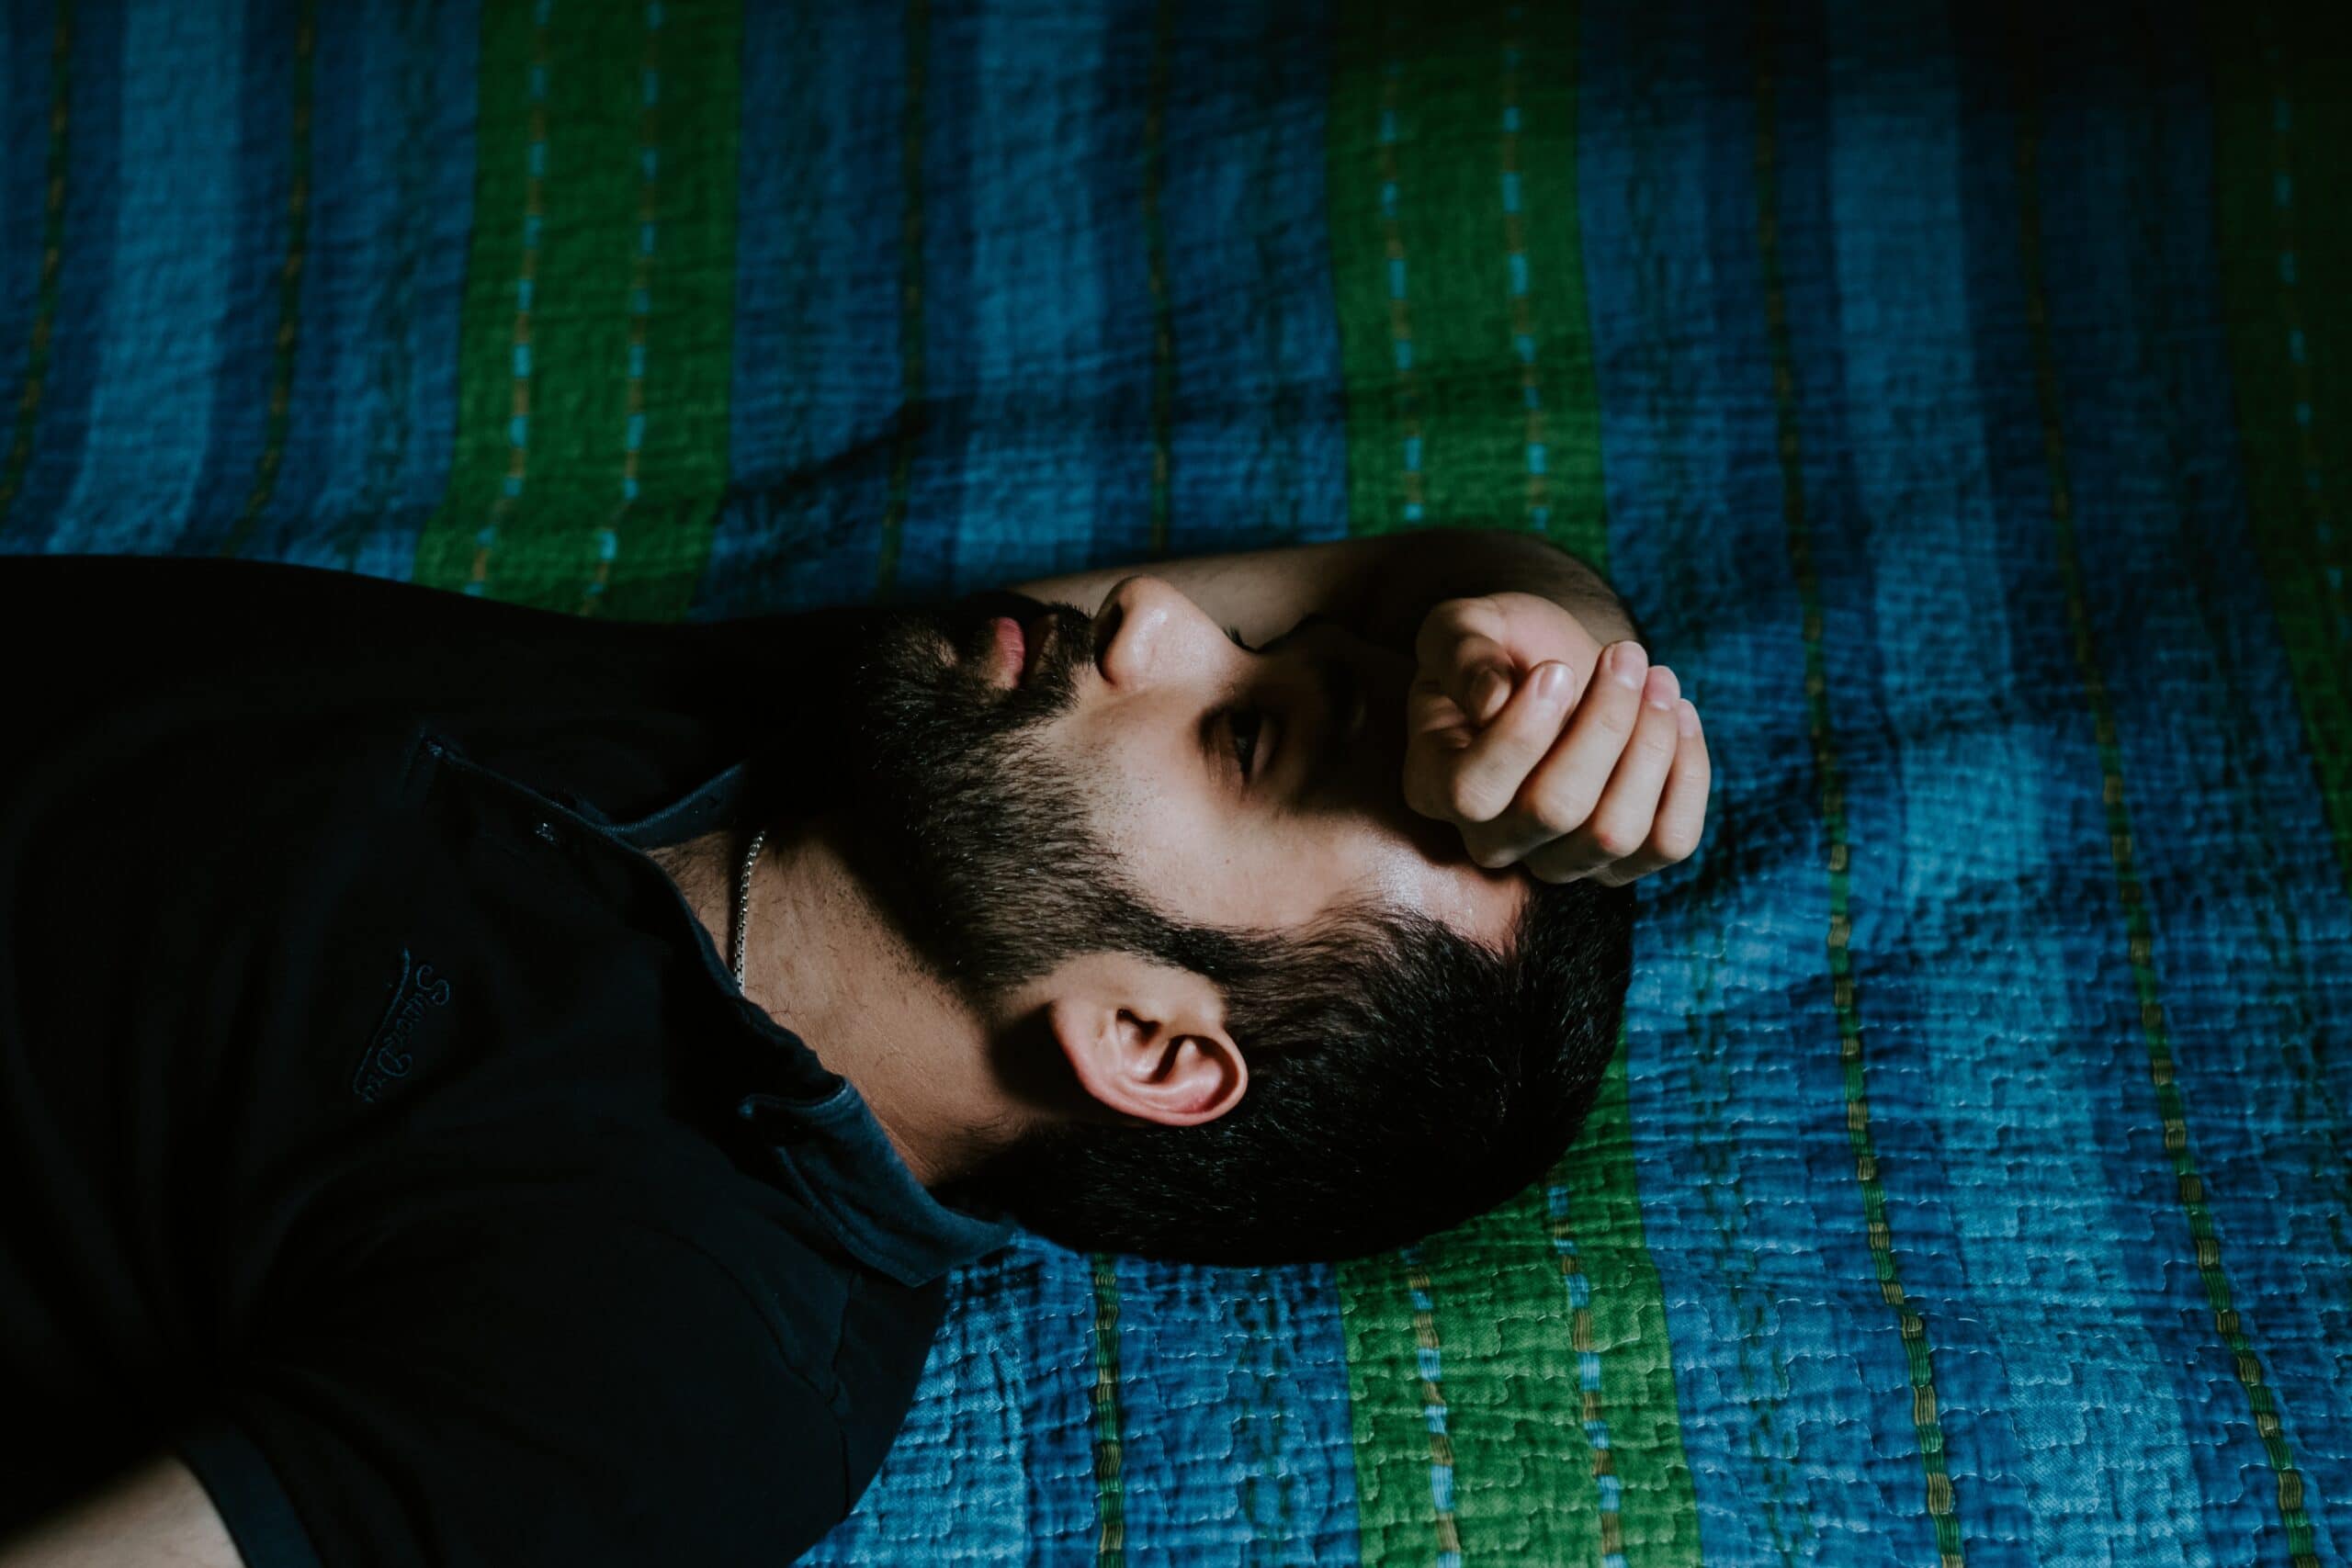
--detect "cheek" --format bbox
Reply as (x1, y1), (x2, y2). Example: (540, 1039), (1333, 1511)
(1068, 739), (1340, 929)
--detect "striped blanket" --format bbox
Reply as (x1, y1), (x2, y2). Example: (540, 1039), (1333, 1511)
(1, 0), (2345, 1562)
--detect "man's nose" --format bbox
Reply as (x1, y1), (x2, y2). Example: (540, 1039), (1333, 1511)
(1094, 575), (1235, 692)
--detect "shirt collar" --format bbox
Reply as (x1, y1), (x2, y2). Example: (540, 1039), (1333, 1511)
(593, 758), (1017, 1287)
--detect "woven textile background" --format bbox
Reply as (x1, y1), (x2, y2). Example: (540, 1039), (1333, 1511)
(1, 0), (2346, 1562)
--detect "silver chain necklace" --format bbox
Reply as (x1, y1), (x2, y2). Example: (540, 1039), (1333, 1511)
(731, 827), (769, 990)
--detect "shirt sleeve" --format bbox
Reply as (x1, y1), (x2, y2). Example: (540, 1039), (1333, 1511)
(166, 1213), (852, 1568)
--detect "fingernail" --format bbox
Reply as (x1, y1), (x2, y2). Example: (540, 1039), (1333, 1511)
(1473, 669), (1509, 718)
(1676, 697), (1699, 737)
(1534, 661), (1569, 702)
(1643, 664), (1679, 710)
(1609, 641), (1647, 690)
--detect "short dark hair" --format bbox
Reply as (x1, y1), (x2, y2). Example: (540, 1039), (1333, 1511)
(948, 874), (1634, 1265)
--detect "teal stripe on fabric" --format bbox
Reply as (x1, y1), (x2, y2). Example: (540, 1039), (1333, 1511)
(1749, 6), (1970, 1553)
(702, 0), (903, 614)
(890, 0), (1140, 596)
(800, 1256), (1035, 1563)
(48, 0), (244, 553)
(1114, 1258), (1363, 1565)
(283, 0), (476, 580)
(1159, 0), (1349, 558)
(1577, 2), (1821, 1555)
(2016, 11), (2345, 1557)
(1819, 0), (2213, 1553)
(198, 0), (316, 564)
(0, 0), (72, 539)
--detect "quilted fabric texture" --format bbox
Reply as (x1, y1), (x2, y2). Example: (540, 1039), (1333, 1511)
(1, 0), (2346, 1562)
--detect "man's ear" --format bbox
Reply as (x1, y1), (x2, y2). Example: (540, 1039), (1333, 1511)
(1038, 952), (1247, 1129)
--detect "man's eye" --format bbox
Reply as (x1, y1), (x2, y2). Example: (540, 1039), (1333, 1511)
(1230, 709), (1262, 781)
(1225, 626), (1259, 653)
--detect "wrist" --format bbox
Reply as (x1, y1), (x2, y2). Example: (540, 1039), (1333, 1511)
(1353, 526), (1639, 654)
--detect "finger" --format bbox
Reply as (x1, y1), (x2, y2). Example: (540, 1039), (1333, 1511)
(1486, 662), (1674, 884)
(1586, 695), (1709, 883)
(1401, 661), (1477, 820)
(1461, 640), (1648, 862)
(1431, 659), (1583, 828)
(1415, 598), (1517, 726)
(1521, 665), (1684, 882)
(1556, 694), (1709, 886)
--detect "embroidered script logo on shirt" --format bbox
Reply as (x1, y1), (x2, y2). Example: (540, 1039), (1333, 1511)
(351, 947), (453, 1104)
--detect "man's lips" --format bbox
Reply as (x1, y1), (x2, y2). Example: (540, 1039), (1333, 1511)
(987, 615), (1046, 687)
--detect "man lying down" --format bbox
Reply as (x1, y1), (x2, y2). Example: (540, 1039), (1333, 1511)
(0, 527), (1709, 1567)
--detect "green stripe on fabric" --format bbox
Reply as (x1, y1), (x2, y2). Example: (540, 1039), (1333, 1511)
(2012, 31), (2321, 1568)
(0, 0), (73, 540)
(1332, 0), (1605, 538)
(2208, 1), (2352, 908)
(1551, 1048), (1704, 1565)
(1088, 1252), (1127, 1566)
(414, 0), (738, 617)
(1338, 1246), (1449, 1565)
(220, 0), (317, 560)
(1754, 18), (1964, 1562)
(1329, 2), (1699, 1562)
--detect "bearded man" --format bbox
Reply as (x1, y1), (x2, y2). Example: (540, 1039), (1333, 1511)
(0, 527), (1708, 1567)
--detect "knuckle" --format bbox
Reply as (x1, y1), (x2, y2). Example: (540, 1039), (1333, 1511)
(1445, 771), (1502, 823)
(1529, 780), (1599, 837)
(1526, 846), (1596, 885)
(1469, 837), (1520, 871)
(1586, 813), (1645, 860)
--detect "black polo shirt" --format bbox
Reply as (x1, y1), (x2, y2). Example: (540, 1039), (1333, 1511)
(0, 556), (1012, 1566)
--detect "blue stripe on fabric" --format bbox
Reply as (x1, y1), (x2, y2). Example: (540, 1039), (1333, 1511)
(177, 0), (296, 558)
(232, 0), (471, 577)
(1581, 0), (1943, 1560)
(1017, 1236), (1108, 1564)
(1577, 0), (1823, 1558)
(1114, 1259), (1361, 1565)
(0, 0), (42, 414)
(1760, 2), (2038, 1556)
(0, 0), (119, 548)
(895, 0), (1139, 597)
(1073, 0), (1157, 571)
(1823, 0), (2211, 1557)
(804, 1253), (1035, 1565)
(2029, 8), (2352, 1559)
(46, 0), (243, 553)
(886, 0), (978, 604)
(235, 0), (355, 564)
(1949, 10), (2291, 1564)
(700, 0), (906, 617)
(1159, 0), (1349, 558)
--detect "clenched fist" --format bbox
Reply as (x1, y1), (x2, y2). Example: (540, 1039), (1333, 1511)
(1402, 592), (1711, 886)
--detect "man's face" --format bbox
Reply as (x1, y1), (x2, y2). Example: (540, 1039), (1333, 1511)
(826, 576), (1528, 1013)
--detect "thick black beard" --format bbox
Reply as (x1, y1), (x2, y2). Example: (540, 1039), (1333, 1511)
(819, 591), (1175, 1012)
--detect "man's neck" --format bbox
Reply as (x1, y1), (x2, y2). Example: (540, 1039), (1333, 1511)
(645, 819), (1005, 1189)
